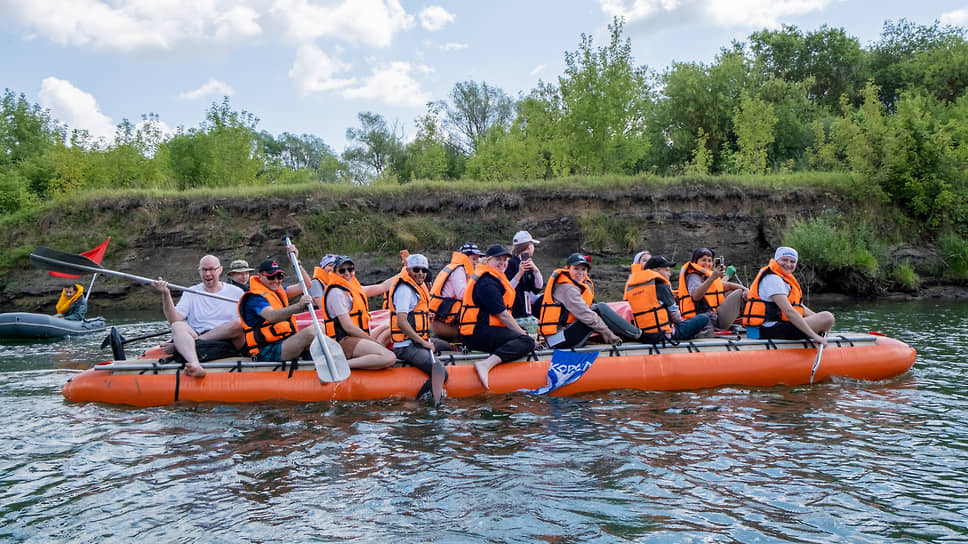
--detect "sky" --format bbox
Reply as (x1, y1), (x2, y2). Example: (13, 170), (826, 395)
(2, 0), (967, 153)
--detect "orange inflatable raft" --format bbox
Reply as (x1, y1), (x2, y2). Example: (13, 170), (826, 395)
(62, 333), (916, 407)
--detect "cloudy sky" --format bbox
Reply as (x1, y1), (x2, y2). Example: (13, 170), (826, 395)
(2, 0), (966, 151)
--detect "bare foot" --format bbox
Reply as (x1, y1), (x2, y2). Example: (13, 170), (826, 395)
(474, 360), (491, 389)
(184, 363), (207, 378)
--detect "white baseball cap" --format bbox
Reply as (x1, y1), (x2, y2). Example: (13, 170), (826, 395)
(512, 231), (540, 245)
(406, 254), (429, 269)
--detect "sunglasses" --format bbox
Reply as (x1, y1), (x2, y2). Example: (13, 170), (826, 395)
(410, 268), (429, 274)
(337, 266), (355, 274)
(263, 273), (284, 280)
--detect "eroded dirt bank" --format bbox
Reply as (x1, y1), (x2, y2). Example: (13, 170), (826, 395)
(0, 183), (953, 315)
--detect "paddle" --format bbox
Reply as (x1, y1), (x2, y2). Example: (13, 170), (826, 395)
(284, 238), (350, 382)
(428, 346), (446, 405)
(809, 332), (826, 385)
(30, 247), (237, 303)
(99, 327), (172, 360)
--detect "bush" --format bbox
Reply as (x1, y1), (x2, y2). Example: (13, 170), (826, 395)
(890, 261), (920, 290)
(937, 233), (968, 278)
(784, 215), (880, 275)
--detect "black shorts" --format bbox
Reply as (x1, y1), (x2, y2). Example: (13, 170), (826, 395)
(759, 321), (807, 340)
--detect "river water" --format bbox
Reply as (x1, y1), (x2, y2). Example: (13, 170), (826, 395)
(1, 301), (965, 543)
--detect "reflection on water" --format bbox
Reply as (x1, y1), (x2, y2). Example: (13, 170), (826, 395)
(1, 302), (967, 542)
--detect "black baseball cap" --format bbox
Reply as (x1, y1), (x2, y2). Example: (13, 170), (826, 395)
(258, 259), (285, 277)
(644, 256), (676, 270)
(566, 253), (590, 267)
(485, 244), (512, 258)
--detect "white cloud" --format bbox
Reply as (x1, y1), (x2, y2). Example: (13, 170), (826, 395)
(1, 0), (263, 52)
(178, 79), (235, 100)
(442, 42), (468, 51)
(288, 43), (357, 96)
(419, 6), (455, 31)
(272, 0), (414, 48)
(341, 62), (431, 106)
(530, 64), (546, 76)
(38, 77), (115, 142)
(598, 0), (832, 30)
(941, 8), (968, 26)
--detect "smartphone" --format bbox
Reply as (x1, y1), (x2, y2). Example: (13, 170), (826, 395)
(714, 256), (725, 268)
(521, 252), (531, 261)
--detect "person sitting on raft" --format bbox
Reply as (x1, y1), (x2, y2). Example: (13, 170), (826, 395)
(505, 231), (544, 319)
(310, 254), (338, 297)
(632, 250), (651, 270)
(676, 247), (748, 331)
(625, 255), (709, 344)
(388, 254), (447, 403)
(226, 259), (254, 292)
(238, 251), (321, 362)
(538, 253), (641, 349)
(320, 256), (396, 369)
(55, 283), (87, 321)
(153, 255), (246, 377)
(741, 247), (835, 344)
(428, 242), (485, 343)
(459, 244), (536, 389)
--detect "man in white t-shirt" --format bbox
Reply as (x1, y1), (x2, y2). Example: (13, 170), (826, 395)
(151, 255), (244, 377)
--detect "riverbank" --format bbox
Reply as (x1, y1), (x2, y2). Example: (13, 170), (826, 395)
(1, 176), (963, 314)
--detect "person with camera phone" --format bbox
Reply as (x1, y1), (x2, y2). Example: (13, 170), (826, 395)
(675, 247), (749, 331)
(504, 231), (545, 320)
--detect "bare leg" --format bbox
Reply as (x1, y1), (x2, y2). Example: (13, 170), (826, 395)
(348, 338), (396, 369)
(371, 322), (391, 348)
(804, 311), (835, 335)
(430, 320), (459, 342)
(473, 355), (502, 390)
(279, 328), (317, 361)
(171, 321), (206, 377)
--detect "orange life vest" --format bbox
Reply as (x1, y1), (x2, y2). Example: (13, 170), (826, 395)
(538, 269), (595, 336)
(238, 276), (296, 356)
(312, 267), (330, 289)
(429, 252), (475, 325)
(388, 268), (431, 344)
(675, 261), (726, 319)
(322, 273), (370, 341)
(459, 264), (516, 336)
(623, 268), (674, 334)
(741, 259), (805, 326)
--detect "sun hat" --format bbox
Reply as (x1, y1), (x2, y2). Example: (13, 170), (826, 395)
(644, 256), (676, 270)
(512, 231), (540, 245)
(774, 247), (799, 262)
(229, 259), (254, 273)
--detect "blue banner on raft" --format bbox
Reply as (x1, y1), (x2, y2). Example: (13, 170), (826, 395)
(519, 350), (599, 395)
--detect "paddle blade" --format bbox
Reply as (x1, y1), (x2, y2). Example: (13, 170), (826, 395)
(31, 247), (104, 276)
(311, 336), (350, 382)
(49, 238), (110, 278)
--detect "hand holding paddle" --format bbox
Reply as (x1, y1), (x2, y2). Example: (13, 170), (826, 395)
(30, 247), (237, 303)
(284, 237), (350, 382)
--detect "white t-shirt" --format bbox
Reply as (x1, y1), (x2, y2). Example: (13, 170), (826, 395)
(757, 274), (791, 327)
(325, 289), (354, 320)
(391, 283), (420, 348)
(174, 282), (244, 333)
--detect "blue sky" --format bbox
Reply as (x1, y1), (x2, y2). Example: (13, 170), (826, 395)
(2, 0), (966, 152)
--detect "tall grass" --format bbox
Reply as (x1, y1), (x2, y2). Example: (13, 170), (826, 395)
(784, 215), (881, 275)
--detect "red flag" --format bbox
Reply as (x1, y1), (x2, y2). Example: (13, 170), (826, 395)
(49, 237), (111, 278)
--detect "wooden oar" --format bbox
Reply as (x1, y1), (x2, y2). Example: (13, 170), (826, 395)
(30, 246), (237, 303)
(284, 238), (350, 383)
(809, 332), (826, 385)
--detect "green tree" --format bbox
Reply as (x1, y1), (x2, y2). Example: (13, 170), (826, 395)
(441, 81), (514, 154)
(749, 25), (866, 108)
(729, 92), (778, 174)
(558, 17), (653, 175)
(343, 112), (404, 184)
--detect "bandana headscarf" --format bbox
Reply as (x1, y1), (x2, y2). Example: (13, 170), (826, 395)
(774, 247), (799, 263)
